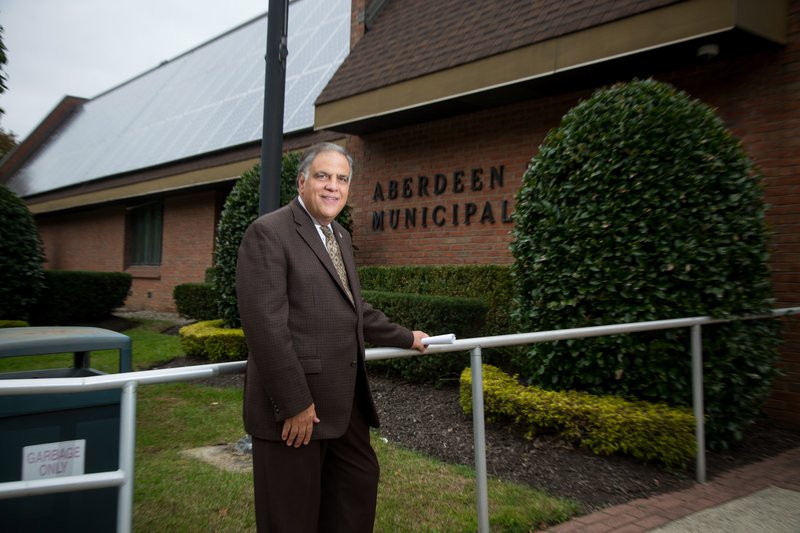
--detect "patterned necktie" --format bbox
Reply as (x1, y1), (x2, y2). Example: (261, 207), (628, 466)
(321, 225), (354, 304)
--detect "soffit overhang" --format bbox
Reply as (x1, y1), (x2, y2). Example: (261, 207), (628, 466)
(315, 0), (788, 134)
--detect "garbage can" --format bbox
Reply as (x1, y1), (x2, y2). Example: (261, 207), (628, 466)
(0, 326), (132, 533)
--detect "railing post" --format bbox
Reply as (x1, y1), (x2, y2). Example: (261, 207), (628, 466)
(691, 324), (706, 483)
(117, 380), (137, 533)
(470, 347), (490, 533)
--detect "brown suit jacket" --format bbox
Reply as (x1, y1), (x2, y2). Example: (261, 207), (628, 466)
(236, 199), (413, 441)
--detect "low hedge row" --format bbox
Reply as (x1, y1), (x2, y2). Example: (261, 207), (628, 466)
(0, 320), (29, 328)
(460, 365), (696, 467)
(360, 265), (523, 372)
(179, 319), (247, 362)
(31, 270), (131, 325)
(359, 265), (514, 337)
(363, 290), (487, 384)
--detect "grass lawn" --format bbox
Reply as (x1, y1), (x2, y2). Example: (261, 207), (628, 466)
(1, 320), (580, 531)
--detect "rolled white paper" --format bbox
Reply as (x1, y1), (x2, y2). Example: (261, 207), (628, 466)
(422, 333), (456, 345)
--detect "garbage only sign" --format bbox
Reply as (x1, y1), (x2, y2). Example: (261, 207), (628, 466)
(22, 440), (86, 480)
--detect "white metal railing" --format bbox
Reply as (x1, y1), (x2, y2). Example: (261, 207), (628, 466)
(1, 307), (798, 533)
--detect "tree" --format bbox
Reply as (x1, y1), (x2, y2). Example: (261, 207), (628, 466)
(511, 79), (780, 449)
(0, 25), (18, 157)
(0, 128), (17, 159)
(0, 184), (45, 320)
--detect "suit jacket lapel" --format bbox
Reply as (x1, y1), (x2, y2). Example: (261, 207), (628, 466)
(291, 200), (355, 308)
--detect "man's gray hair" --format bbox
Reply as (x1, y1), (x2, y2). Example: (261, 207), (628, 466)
(298, 142), (354, 182)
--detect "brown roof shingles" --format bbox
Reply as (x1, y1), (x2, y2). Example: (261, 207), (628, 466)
(316, 0), (685, 104)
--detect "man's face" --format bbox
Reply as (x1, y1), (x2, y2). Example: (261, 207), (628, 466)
(298, 150), (351, 226)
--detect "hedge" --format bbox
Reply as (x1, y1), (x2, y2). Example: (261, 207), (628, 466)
(30, 270), (131, 325)
(179, 320), (248, 362)
(364, 290), (487, 384)
(173, 282), (217, 321)
(359, 265), (521, 372)
(460, 365), (696, 468)
(0, 320), (29, 328)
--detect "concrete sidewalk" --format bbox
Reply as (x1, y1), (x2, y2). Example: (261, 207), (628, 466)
(543, 447), (800, 532)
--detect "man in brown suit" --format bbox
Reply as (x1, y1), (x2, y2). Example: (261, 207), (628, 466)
(236, 142), (428, 532)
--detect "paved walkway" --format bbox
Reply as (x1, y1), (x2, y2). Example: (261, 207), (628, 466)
(542, 447), (800, 532)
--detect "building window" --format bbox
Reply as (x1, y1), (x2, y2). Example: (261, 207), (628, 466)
(127, 201), (163, 266)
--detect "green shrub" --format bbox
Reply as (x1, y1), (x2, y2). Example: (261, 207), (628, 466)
(461, 365), (696, 468)
(510, 78), (780, 449)
(0, 184), (45, 321)
(173, 282), (217, 320)
(0, 320), (29, 328)
(214, 153), (353, 329)
(179, 320), (248, 361)
(30, 270), (131, 325)
(364, 290), (487, 384)
(359, 265), (521, 371)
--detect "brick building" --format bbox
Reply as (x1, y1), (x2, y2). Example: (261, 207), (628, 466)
(2, 0), (799, 423)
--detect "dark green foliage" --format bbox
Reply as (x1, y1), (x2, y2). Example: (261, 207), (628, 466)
(359, 264), (516, 336)
(214, 154), (352, 328)
(0, 184), (45, 320)
(30, 270), (132, 325)
(510, 79), (779, 449)
(173, 282), (217, 320)
(364, 290), (487, 384)
(359, 264), (522, 371)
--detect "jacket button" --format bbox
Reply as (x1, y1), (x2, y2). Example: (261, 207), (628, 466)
(350, 361), (357, 368)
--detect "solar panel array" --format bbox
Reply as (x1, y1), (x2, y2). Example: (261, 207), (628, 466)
(8, 0), (350, 197)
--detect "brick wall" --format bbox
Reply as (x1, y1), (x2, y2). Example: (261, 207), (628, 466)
(38, 206), (126, 271)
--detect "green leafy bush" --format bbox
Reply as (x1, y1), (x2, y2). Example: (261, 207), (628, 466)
(359, 265), (522, 371)
(214, 153), (353, 328)
(0, 320), (29, 328)
(173, 282), (217, 321)
(359, 265), (515, 336)
(364, 290), (487, 384)
(510, 79), (779, 449)
(179, 320), (248, 361)
(30, 270), (132, 325)
(461, 365), (696, 467)
(0, 184), (44, 320)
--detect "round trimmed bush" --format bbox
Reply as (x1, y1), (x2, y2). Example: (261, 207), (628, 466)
(511, 79), (779, 449)
(0, 184), (44, 320)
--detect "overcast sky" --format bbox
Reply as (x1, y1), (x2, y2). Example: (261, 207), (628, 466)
(0, 0), (269, 140)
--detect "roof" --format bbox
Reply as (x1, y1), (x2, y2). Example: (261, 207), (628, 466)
(315, 0), (789, 133)
(317, 0), (682, 105)
(5, 0), (351, 199)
